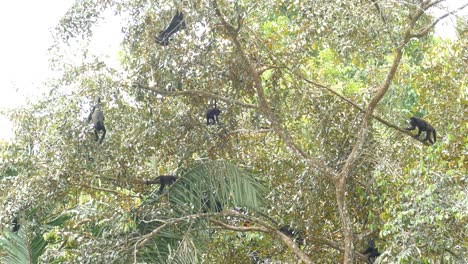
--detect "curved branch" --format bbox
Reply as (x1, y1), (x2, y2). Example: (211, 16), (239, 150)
(336, 1), (437, 262)
(213, 0), (337, 180)
(410, 2), (468, 38)
(215, 210), (313, 264)
(296, 73), (432, 146)
(213, 211), (369, 262)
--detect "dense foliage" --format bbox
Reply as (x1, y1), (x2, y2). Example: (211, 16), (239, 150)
(1, 0), (467, 263)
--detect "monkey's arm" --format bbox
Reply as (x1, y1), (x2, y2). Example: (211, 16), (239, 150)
(145, 176), (162, 185)
(158, 184), (165, 194)
(87, 106), (95, 122)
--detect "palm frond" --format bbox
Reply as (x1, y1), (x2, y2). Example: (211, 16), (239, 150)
(135, 160), (266, 263)
(0, 229), (47, 264)
(167, 160), (265, 214)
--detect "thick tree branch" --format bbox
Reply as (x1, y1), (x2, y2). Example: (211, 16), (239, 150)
(335, 1), (436, 262)
(213, 211), (369, 262)
(213, 0), (337, 180)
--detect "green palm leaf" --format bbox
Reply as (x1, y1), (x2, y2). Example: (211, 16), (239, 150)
(136, 160), (265, 263)
(0, 229), (46, 264)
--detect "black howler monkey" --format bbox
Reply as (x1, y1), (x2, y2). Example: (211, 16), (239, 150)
(88, 97), (106, 144)
(12, 217), (20, 233)
(406, 117), (436, 144)
(156, 10), (186, 46)
(201, 194), (223, 212)
(279, 225), (304, 246)
(362, 239), (381, 263)
(146, 175), (179, 194)
(206, 101), (221, 125)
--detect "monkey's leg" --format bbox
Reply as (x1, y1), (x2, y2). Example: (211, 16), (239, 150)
(99, 127), (106, 144)
(158, 184), (165, 194)
(426, 132), (434, 144)
(423, 131), (429, 141)
(416, 128), (422, 139)
(94, 130), (99, 141)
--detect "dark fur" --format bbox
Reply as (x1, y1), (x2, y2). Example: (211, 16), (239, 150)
(88, 97), (106, 144)
(362, 239), (381, 263)
(156, 10), (186, 46)
(279, 225), (304, 246)
(146, 175), (179, 194)
(201, 195), (223, 212)
(206, 101), (221, 125)
(406, 117), (436, 144)
(12, 218), (20, 233)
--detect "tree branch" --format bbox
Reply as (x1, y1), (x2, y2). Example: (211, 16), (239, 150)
(215, 210), (313, 264)
(132, 213), (217, 263)
(227, 128), (274, 135)
(213, 0), (337, 180)
(410, 2), (468, 38)
(78, 184), (140, 198)
(131, 82), (258, 109)
(335, 1), (435, 262)
(295, 72), (432, 145)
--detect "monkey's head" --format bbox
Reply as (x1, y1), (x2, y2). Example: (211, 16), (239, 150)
(409, 116), (417, 124)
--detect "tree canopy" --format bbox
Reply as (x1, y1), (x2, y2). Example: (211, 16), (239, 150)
(1, 0), (467, 263)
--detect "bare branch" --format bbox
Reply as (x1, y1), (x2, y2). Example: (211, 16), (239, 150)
(411, 2), (468, 38)
(370, 0), (386, 22)
(211, 219), (267, 232)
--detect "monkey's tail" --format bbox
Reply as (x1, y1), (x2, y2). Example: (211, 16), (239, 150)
(433, 130), (436, 142)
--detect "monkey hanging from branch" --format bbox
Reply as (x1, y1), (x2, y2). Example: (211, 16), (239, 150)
(156, 9), (186, 46)
(88, 97), (106, 144)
